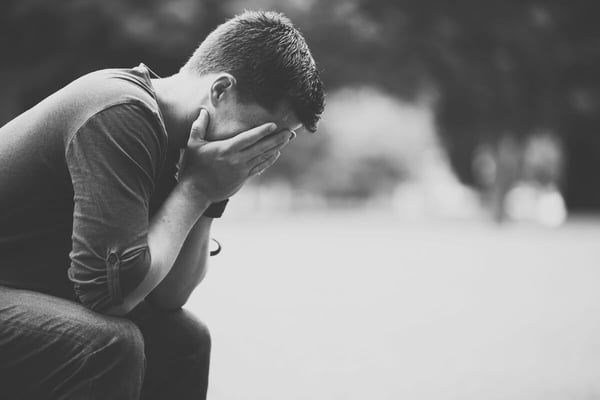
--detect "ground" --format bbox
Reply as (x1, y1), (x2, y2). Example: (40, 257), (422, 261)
(187, 210), (600, 400)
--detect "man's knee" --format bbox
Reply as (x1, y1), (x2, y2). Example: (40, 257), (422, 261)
(86, 318), (146, 379)
(153, 307), (211, 368)
(132, 303), (211, 359)
(134, 306), (211, 398)
(168, 310), (211, 396)
(178, 309), (211, 359)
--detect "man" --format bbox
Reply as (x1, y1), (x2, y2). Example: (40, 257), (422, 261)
(0, 10), (325, 399)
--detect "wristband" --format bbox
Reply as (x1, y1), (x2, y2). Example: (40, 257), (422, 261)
(202, 199), (229, 218)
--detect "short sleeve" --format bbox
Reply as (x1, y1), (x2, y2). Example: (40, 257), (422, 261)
(66, 101), (166, 313)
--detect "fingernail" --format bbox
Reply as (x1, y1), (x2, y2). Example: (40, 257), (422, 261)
(267, 123), (278, 132)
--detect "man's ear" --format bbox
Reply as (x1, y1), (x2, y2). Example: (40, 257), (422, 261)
(209, 74), (237, 107)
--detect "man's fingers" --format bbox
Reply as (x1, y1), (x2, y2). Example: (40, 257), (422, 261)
(239, 129), (292, 161)
(249, 151), (281, 176)
(189, 109), (210, 142)
(227, 123), (279, 151)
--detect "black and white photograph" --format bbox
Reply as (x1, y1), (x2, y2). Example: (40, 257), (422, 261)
(1, 1), (599, 399)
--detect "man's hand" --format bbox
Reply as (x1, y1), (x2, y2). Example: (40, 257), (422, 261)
(178, 109), (291, 201)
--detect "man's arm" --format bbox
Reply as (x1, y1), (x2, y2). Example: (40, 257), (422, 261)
(146, 216), (213, 310)
(105, 182), (209, 315)
(106, 110), (289, 315)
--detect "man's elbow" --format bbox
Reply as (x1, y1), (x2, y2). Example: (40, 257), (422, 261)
(145, 262), (206, 310)
(104, 302), (138, 317)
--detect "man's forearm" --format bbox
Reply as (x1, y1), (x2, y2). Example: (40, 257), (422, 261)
(104, 110), (290, 315)
(147, 216), (213, 309)
(106, 182), (210, 315)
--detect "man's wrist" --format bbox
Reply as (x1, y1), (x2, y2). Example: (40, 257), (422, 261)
(175, 180), (212, 212)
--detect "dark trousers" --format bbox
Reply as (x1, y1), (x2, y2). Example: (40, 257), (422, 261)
(0, 285), (210, 399)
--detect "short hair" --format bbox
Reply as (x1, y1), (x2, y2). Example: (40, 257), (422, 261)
(181, 10), (325, 133)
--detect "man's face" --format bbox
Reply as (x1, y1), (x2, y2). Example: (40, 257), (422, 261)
(207, 97), (302, 143)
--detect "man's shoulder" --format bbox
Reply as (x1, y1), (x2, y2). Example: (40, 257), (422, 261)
(58, 64), (166, 146)
(0, 64), (167, 176)
(71, 64), (160, 116)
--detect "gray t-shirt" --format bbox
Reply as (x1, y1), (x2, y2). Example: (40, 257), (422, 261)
(0, 64), (179, 312)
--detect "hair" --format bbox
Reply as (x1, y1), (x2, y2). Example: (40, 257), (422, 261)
(181, 10), (325, 132)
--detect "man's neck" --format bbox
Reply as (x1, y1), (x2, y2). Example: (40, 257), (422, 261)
(151, 73), (207, 150)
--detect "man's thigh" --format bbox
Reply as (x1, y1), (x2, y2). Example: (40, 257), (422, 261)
(0, 285), (144, 399)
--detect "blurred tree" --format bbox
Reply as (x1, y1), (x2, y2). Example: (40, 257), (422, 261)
(0, 0), (226, 121)
(289, 0), (600, 216)
(2, 0), (600, 214)
(556, 2), (600, 211)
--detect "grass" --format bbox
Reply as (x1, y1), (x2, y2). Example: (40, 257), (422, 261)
(187, 210), (600, 400)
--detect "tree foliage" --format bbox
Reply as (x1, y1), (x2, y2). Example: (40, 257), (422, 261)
(1, 0), (599, 209)
(296, 0), (600, 209)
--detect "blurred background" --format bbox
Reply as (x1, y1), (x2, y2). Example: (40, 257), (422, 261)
(2, 1), (600, 399)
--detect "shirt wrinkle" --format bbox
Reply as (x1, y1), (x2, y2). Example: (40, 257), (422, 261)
(64, 99), (165, 158)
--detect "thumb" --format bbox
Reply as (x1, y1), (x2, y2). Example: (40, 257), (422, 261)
(189, 108), (210, 142)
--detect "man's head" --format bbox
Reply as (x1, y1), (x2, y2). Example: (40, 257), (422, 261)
(180, 10), (325, 138)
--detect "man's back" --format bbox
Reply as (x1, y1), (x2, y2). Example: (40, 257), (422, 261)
(0, 64), (168, 300)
